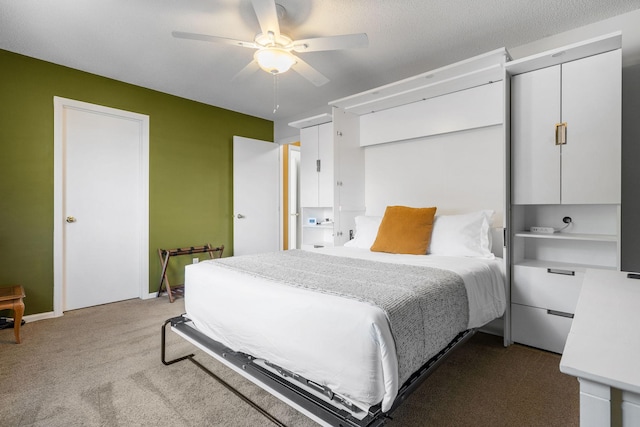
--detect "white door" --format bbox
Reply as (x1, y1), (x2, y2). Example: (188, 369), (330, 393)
(233, 136), (280, 256)
(288, 145), (301, 249)
(54, 97), (149, 314)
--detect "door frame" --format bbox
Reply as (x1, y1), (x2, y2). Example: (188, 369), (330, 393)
(286, 144), (301, 249)
(53, 97), (149, 316)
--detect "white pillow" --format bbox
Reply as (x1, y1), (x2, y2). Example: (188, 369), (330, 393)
(344, 215), (382, 249)
(429, 211), (494, 258)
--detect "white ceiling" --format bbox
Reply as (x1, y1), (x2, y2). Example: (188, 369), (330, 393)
(2, 0), (640, 131)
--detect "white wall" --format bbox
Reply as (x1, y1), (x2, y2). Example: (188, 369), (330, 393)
(364, 125), (505, 225)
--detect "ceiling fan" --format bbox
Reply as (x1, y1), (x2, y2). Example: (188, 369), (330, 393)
(172, 0), (368, 87)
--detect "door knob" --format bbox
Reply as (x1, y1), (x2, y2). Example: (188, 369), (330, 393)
(236, 214), (245, 219)
(66, 216), (77, 223)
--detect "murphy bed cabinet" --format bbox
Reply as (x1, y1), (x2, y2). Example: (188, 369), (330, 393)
(506, 32), (622, 353)
(290, 111), (365, 249)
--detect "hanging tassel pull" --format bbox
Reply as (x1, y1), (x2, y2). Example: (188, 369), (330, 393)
(273, 73), (280, 114)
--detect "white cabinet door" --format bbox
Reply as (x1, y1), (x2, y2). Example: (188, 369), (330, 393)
(317, 122), (334, 207)
(512, 66), (561, 204)
(562, 49), (621, 204)
(300, 126), (319, 207)
(512, 50), (621, 205)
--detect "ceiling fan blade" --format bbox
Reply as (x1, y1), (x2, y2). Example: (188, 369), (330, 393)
(251, 0), (280, 39)
(232, 60), (261, 82)
(292, 33), (369, 53)
(291, 55), (329, 87)
(172, 31), (257, 49)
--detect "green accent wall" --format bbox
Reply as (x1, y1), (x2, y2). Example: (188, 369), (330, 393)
(0, 49), (273, 315)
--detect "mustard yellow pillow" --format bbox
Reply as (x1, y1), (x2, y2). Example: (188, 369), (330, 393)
(370, 206), (437, 255)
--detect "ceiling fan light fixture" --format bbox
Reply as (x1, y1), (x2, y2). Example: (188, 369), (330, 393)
(254, 47), (296, 74)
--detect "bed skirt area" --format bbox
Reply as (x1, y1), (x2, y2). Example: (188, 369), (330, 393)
(162, 315), (475, 427)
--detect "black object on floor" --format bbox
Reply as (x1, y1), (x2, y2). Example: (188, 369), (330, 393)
(0, 317), (25, 330)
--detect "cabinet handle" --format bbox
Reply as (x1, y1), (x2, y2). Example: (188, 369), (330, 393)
(547, 309), (574, 319)
(547, 268), (575, 276)
(316, 159), (321, 173)
(555, 122), (567, 145)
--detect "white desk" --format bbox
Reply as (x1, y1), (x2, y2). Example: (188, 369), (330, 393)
(560, 269), (640, 426)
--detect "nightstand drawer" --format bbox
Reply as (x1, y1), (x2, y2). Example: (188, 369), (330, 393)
(512, 265), (584, 314)
(511, 303), (573, 354)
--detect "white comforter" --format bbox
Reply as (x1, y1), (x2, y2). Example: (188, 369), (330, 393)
(184, 247), (505, 412)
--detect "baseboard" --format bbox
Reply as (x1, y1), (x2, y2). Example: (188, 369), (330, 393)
(13, 294), (159, 323)
(21, 311), (58, 323)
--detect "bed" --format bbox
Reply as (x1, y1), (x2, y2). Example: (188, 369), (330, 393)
(162, 209), (506, 426)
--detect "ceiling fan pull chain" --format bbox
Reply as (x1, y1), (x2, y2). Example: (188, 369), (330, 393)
(273, 73), (280, 114)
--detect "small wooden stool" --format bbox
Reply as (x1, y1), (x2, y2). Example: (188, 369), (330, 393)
(0, 285), (25, 344)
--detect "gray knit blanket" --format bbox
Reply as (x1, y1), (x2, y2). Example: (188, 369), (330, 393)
(212, 250), (469, 384)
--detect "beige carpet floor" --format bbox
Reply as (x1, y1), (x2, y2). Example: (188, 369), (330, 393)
(0, 297), (579, 426)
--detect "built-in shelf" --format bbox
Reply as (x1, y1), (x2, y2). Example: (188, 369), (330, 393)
(514, 232), (618, 242)
(303, 224), (334, 229)
(329, 48), (509, 116)
(506, 31), (621, 76)
(514, 259), (618, 271)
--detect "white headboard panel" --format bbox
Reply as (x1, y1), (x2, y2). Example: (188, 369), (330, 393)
(364, 125), (505, 227)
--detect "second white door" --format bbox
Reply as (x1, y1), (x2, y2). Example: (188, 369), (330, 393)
(233, 136), (280, 256)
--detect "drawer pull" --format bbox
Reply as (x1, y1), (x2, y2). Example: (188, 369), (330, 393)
(547, 268), (575, 276)
(547, 309), (574, 319)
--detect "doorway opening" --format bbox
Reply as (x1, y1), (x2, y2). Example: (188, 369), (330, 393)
(283, 142), (301, 250)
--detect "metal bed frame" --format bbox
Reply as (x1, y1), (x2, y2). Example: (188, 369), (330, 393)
(162, 314), (475, 427)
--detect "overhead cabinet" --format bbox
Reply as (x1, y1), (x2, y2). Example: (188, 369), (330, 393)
(511, 48), (621, 205)
(300, 122), (334, 208)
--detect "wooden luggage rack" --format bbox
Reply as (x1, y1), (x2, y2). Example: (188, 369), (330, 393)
(157, 244), (224, 302)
